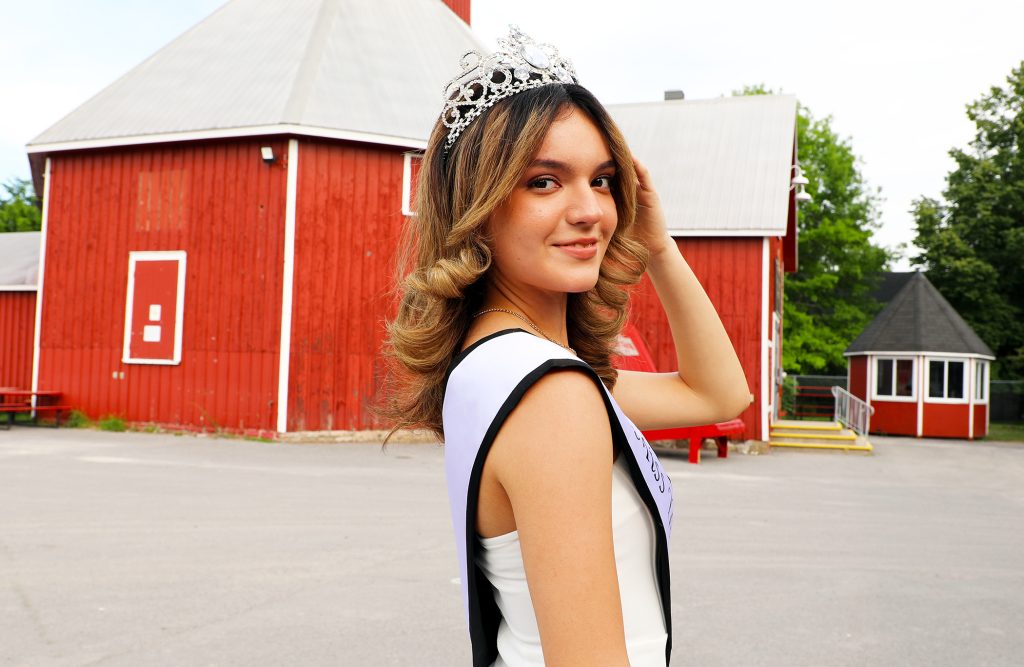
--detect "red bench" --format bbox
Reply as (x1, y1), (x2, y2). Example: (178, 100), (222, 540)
(0, 388), (69, 429)
(643, 418), (746, 464)
(613, 325), (746, 464)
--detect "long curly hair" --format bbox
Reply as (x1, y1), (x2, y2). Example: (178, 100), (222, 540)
(376, 83), (648, 442)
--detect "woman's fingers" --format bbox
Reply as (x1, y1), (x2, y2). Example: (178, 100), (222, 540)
(632, 156), (653, 193)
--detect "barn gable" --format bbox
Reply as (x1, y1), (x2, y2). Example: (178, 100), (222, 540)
(27, 0), (482, 191)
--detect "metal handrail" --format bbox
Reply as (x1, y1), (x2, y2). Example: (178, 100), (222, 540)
(831, 386), (874, 436)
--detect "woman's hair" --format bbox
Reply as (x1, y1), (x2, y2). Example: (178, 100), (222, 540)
(376, 83), (648, 442)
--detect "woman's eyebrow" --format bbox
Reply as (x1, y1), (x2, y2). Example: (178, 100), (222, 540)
(528, 158), (617, 172)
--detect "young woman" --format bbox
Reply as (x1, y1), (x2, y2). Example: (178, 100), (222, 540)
(381, 27), (749, 667)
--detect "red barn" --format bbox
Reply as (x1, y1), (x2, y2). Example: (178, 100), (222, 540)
(609, 95), (801, 442)
(845, 272), (994, 439)
(25, 0), (478, 435)
(22, 0), (799, 440)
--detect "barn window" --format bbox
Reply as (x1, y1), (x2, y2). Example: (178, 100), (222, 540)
(122, 251), (186, 365)
(136, 168), (190, 231)
(927, 359), (965, 400)
(402, 151), (423, 216)
(875, 357), (914, 399)
(974, 362), (988, 401)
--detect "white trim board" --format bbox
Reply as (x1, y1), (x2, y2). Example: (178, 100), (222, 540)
(276, 138), (300, 433)
(845, 350), (995, 360)
(401, 151), (422, 217)
(27, 124), (427, 155)
(666, 227), (784, 238)
(30, 158), (52, 406)
(759, 237), (769, 440)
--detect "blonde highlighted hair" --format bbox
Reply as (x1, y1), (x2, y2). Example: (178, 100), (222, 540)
(376, 84), (648, 442)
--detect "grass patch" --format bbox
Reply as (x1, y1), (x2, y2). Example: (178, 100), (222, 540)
(98, 414), (127, 432)
(65, 410), (90, 428)
(984, 421), (1024, 443)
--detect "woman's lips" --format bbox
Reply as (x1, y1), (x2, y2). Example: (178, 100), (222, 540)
(554, 241), (598, 259)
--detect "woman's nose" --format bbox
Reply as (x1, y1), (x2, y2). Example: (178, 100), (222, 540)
(566, 183), (604, 225)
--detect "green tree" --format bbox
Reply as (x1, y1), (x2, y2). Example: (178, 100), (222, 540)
(911, 61), (1024, 379)
(735, 85), (892, 374)
(0, 177), (42, 232)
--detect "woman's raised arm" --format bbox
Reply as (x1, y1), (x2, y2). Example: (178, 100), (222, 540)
(611, 158), (751, 430)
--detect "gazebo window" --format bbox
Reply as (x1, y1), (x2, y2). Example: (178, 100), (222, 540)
(928, 359), (965, 400)
(975, 362), (988, 401)
(875, 358), (914, 398)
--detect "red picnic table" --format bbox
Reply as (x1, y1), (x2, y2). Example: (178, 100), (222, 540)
(614, 324), (746, 464)
(0, 388), (69, 429)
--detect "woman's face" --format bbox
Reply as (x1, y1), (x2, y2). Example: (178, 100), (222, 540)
(486, 106), (618, 298)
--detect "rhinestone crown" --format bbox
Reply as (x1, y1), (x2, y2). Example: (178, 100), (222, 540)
(440, 25), (579, 154)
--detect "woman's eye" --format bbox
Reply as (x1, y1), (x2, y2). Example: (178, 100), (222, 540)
(594, 175), (614, 188)
(529, 177), (557, 190)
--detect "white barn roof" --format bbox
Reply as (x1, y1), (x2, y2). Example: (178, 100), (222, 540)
(28, 0), (481, 154)
(0, 232), (41, 289)
(608, 95), (798, 237)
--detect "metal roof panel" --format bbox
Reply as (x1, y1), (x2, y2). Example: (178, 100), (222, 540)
(29, 0), (482, 148)
(608, 95), (798, 236)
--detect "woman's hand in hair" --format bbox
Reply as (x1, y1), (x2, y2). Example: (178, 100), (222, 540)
(632, 157), (674, 259)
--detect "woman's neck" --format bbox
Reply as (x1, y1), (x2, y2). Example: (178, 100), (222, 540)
(479, 284), (570, 347)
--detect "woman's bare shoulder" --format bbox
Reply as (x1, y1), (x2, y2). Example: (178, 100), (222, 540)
(491, 364), (610, 479)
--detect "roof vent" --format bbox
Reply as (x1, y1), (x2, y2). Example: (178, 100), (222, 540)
(664, 90), (685, 101)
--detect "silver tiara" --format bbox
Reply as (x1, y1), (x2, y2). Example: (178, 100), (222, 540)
(441, 25), (579, 153)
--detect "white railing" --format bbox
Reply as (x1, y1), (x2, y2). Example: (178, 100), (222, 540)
(832, 386), (874, 436)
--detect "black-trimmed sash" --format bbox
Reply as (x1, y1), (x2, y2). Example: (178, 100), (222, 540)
(442, 330), (673, 666)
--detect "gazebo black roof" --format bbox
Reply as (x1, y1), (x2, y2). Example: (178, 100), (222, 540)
(846, 272), (994, 357)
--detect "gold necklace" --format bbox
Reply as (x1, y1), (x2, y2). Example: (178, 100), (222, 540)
(473, 307), (576, 355)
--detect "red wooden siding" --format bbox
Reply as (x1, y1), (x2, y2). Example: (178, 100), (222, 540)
(38, 139), (288, 430)
(849, 356), (867, 400)
(922, 403), (971, 439)
(287, 140), (405, 431)
(870, 400), (917, 436)
(630, 237), (763, 439)
(442, 0), (471, 23)
(973, 404), (987, 438)
(0, 292), (36, 388)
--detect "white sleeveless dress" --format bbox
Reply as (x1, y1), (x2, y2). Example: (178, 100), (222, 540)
(475, 455), (668, 666)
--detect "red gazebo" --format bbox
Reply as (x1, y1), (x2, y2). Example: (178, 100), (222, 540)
(845, 272), (994, 439)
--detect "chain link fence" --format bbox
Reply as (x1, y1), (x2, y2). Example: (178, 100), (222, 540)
(991, 380), (1024, 422)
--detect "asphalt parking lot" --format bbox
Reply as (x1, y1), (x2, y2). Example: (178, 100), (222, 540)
(2, 427), (1022, 666)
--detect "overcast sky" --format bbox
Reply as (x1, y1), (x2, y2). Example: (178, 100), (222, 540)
(3, 0), (1022, 270)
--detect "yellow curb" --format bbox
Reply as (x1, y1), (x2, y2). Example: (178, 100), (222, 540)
(769, 431), (858, 441)
(770, 421), (843, 431)
(770, 440), (873, 452)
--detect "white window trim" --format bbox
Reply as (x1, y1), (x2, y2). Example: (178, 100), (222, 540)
(122, 250), (186, 365)
(401, 151), (423, 217)
(973, 360), (989, 403)
(871, 356), (917, 402)
(925, 357), (969, 404)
